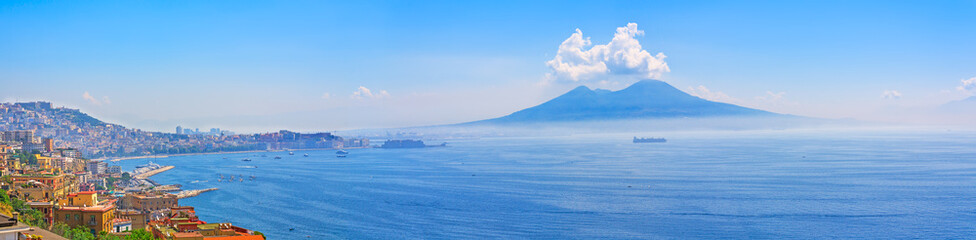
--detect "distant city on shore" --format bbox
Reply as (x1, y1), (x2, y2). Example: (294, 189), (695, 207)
(0, 101), (370, 159)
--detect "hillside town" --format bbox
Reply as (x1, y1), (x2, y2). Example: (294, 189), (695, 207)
(0, 128), (269, 239)
(0, 102), (368, 158)
(0, 102), (374, 239)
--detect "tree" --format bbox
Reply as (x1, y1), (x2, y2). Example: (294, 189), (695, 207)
(125, 229), (157, 240)
(51, 222), (70, 236)
(65, 226), (94, 240)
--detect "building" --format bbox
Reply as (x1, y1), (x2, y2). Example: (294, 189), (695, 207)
(176, 126), (182, 135)
(87, 161), (107, 175)
(107, 166), (122, 174)
(53, 192), (116, 234)
(116, 209), (147, 231)
(0, 213), (32, 240)
(112, 218), (131, 233)
(10, 174), (75, 201)
(43, 138), (54, 152)
(13, 101), (51, 111)
(0, 130), (34, 143)
(122, 192), (178, 212)
(150, 207), (262, 240)
(26, 202), (55, 227)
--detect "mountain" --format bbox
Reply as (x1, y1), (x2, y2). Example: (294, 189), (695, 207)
(940, 96), (976, 111)
(469, 80), (781, 124)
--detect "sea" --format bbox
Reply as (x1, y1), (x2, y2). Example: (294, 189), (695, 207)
(113, 128), (976, 239)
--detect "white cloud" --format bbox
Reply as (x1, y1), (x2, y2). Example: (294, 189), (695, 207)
(686, 85), (739, 103)
(321, 92), (331, 99)
(82, 92), (101, 105)
(882, 90), (902, 99)
(351, 86), (390, 99)
(957, 76), (976, 94)
(545, 23), (669, 83)
(102, 96), (112, 104)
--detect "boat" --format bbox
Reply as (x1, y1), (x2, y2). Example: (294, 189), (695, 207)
(633, 137), (667, 143)
(274, 156), (282, 159)
(336, 150), (349, 154)
(380, 140), (427, 148)
(288, 152), (294, 155)
(241, 158), (252, 161)
(303, 153), (309, 157)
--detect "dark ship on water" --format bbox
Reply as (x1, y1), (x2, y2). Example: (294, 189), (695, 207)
(633, 137), (666, 143)
(380, 139), (447, 148)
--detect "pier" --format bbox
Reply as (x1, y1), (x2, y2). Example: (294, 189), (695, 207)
(176, 188), (218, 199)
(134, 165), (175, 179)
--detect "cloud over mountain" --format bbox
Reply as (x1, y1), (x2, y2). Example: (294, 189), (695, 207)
(352, 86), (390, 99)
(958, 77), (976, 94)
(545, 23), (669, 83)
(882, 90), (902, 99)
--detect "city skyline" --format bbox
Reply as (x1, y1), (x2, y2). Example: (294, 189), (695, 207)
(2, 1), (975, 133)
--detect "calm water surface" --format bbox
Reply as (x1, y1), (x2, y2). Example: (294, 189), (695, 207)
(115, 129), (976, 239)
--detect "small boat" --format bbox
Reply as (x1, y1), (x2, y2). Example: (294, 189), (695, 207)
(288, 152), (294, 155)
(241, 158), (252, 162)
(336, 150), (348, 158)
(303, 153), (309, 157)
(274, 156), (282, 159)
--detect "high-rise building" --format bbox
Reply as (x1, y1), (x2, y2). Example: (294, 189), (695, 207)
(176, 126), (183, 134)
(43, 138), (54, 152)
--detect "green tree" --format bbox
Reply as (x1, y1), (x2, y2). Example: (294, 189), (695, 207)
(65, 226), (95, 240)
(125, 229), (157, 240)
(51, 222), (70, 236)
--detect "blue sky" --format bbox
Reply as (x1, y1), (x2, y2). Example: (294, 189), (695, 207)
(1, 0), (975, 132)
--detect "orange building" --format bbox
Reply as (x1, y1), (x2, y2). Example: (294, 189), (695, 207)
(10, 174), (75, 201)
(122, 192), (178, 212)
(150, 207), (263, 240)
(53, 192), (116, 234)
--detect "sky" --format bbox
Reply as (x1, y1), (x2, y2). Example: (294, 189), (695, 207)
(1, 0), (975, 133)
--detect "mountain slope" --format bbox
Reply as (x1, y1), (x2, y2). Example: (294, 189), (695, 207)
(471, 80), (780, 124)
(940, 96), (976, 111)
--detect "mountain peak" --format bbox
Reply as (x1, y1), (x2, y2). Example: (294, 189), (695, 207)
(471, 80), (779, 124)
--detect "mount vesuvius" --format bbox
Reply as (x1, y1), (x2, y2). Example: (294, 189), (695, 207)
(467, 80), (785, 124)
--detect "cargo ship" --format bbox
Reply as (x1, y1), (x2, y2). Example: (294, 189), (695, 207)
(380, 140), (447, 148)
(633, 137), (666, 143)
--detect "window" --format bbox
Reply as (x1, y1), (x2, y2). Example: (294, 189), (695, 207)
(64, 214), (69, 221)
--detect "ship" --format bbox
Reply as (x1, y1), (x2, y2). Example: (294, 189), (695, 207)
(380, 140), (427, 148)
(274, 156), (282, 159)
(241, 158), (252, 162)
(633, 137), (667, 143)
(378, 139), (449, 148)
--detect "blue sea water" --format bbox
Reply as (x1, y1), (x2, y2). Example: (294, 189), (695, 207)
(114, 129), (976, 239)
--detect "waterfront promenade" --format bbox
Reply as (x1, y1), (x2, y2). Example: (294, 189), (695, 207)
(133, 165), (174, 179)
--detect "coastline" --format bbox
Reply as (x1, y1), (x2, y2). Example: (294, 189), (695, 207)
(99, 147), (370, 162)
